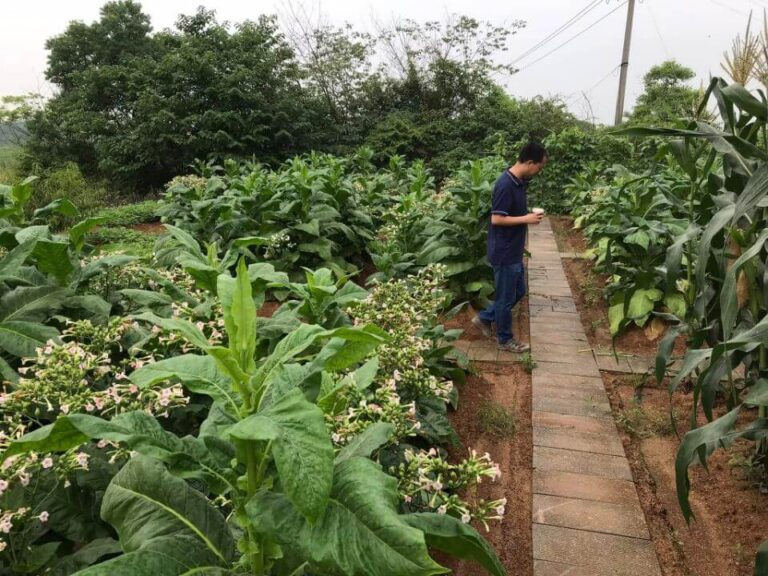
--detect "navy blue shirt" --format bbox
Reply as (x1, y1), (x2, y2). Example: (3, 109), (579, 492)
(487, 169), (528, 266)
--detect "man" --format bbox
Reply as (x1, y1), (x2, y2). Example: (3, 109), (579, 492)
(472, 142), (548, 353)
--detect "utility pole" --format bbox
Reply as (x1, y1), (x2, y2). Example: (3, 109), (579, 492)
(614, 0), (636, 125)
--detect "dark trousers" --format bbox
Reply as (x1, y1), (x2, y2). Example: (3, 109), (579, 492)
(478, 263), (526, 344)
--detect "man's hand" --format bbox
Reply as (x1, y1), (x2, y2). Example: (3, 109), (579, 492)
(525, 212), (544, 225)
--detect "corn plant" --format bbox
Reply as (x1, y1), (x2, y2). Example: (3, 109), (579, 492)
(620, 78), (768, 572)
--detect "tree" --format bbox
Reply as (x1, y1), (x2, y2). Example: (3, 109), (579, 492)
(626, 60), (702, 126)
(26, 2), (315, 190)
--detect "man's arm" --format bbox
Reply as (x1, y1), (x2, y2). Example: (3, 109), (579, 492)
(491, 213), (543, 226)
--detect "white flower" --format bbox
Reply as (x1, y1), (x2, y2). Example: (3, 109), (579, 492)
(38, 511), (49, 523)
(0, 519), (11, 534)
(41, 458), (54, 469)
(75, 452), (90, 470)
(437, 505), (448, 515)
(18, 472), (30, 487)
(461, 513), (471, 524)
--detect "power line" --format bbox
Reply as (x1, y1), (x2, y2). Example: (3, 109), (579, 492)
(565, 65), (622, 100)
(511, 0), (604, 65)
(516, 1), (629, 73)
(647, 1), (670, 59)
(707, 0), (750, 16)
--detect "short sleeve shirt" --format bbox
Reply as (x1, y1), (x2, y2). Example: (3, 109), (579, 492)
(487, 169), (528, 266)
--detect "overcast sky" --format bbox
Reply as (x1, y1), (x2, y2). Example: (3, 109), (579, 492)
(0, 0), (764, 124)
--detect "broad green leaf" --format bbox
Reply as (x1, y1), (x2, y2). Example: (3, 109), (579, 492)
(7, 412), (235, 491)
(130, 355), (239, 414)
(70, 217), (108, 251)
(15, 225), (49, 244)
(351, 357), (379, 391)
(52, 538), (121, 576)
(133, 312), (209, 350)
(0, 240), (37, 281)
(0, 285), (69, 322)
(625, 229), (650, 249)
(33, 240), (76, 284)
(0, 356), (18, 384)
(627, 288), (663, 320)
(0, 320), (60, 357)
(403, 513), (506, 576)
(664, 294), (687, 319)
(608, 302), (625, 336)
(335, 423), (394, 464)
(230, 389), (333, 522)
(81, 456), (234, 574)
(315, 327), (386, 372)
(64, 295), (112, 324)
(33, 198), (79, 220)
(250, 323), (326, 392)
(247, 457), (446, 576)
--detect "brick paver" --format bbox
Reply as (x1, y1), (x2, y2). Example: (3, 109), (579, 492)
(528, 218), (661, 576)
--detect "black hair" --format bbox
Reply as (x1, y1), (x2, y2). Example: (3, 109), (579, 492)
(518, 142), (548, 164)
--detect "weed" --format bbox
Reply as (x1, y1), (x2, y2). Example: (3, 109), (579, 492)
(477, 401), (516, 438)
(520, 352), (537, 374)
(93, 200), (160, 226)
(616, 400), (677, 439)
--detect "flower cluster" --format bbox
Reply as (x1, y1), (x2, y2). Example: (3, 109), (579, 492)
(349, 265), (449, 334)
(326, 376), (420, 447)
(0, 319), (189, 423)
(263, 232), (295, 260)
(348, 266), (453, 401)
(136, 300), (226, 358)
(392, 448), (507, 531)
(0, 436), (92, 554)
(166, 174), (209, 191)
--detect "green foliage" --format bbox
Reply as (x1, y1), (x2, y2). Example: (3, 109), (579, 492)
(5, 261), (505, 575)
(29, 163), (110, 229)
(606, 78), (768, 573)
(27, 3), (313, 190)
(527, 126), (636, 214)
(24, 3), (579, 192)
(569, 164), (691, 335)
(92, 201), (159, 227)
(625, 60), (704, 127)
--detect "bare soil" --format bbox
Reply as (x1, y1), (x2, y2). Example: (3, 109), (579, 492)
(443, 361), (533, 576)
(129, 222), (165, 235)
(604, 374), (768, 576)
(440, 286), (532, 575)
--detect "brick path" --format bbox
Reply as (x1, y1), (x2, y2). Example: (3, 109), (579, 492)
(527, 218), (662, 576)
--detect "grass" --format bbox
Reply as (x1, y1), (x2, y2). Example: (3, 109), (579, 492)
(92, 200), (160, 226)
(90, 227), (156, 258)
(477, 401), (516, 438)
(0, 145), (21, 183)
(579, 266), (604, 307)
(616, 400), (677, 439)
(520, 352), (537, 374)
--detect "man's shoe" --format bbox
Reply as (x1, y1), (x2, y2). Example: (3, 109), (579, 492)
(471, 316), (494, 339)
(497, 340), (530, 354)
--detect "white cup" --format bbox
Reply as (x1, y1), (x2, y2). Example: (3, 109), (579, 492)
(532, 207), (545, 215)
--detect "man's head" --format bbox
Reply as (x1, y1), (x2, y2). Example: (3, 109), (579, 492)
(515, 142), (548, 179)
